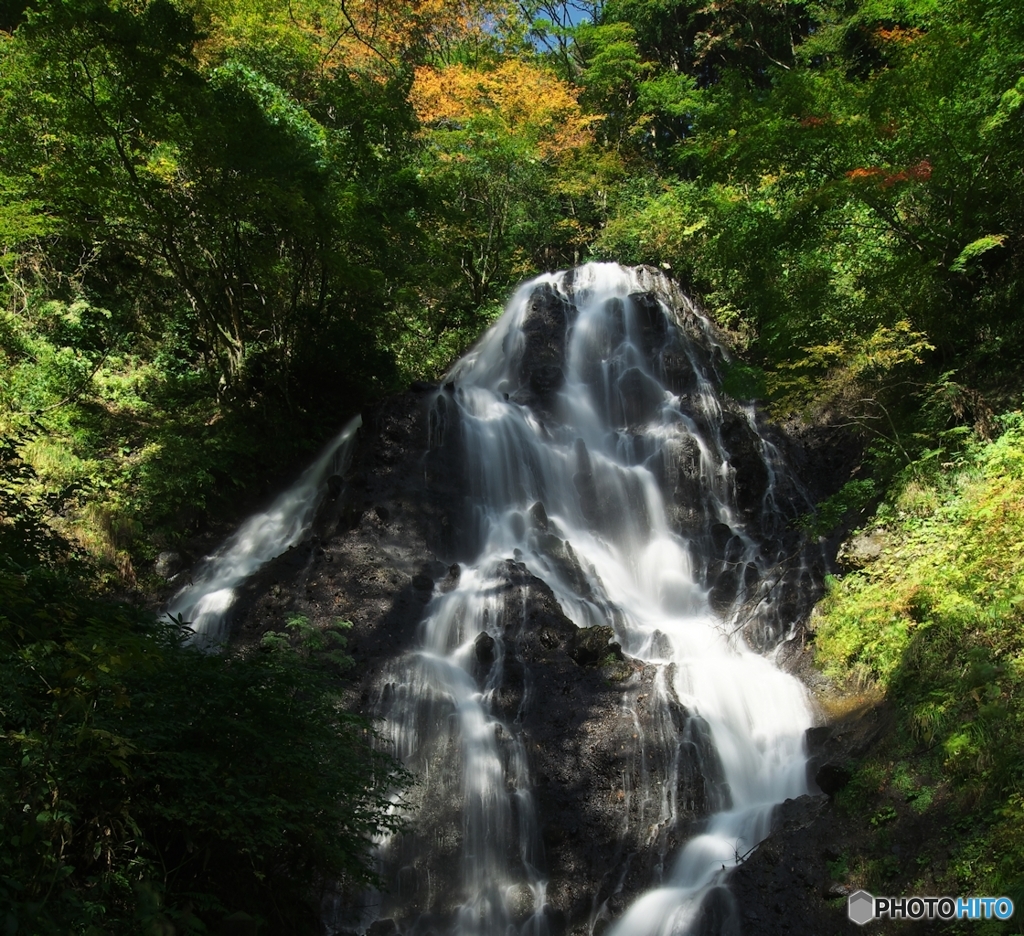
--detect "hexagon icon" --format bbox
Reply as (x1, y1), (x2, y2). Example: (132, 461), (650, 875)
(848, 890), (875, 925)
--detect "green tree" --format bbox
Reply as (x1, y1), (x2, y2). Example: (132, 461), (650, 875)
(0, 0), (426, 560)
(406, 58), (612, 369)
(597, 0), (1024, 432)
(2, 0), (419, 406)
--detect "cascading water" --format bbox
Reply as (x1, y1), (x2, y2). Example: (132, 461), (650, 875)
(164, 415), (361, 647)
(368, 264), (819, 936)
(169, 263), (822, 934)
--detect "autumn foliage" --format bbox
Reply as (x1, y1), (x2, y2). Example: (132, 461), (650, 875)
(846, 160), (932, 187)
(411, 60), (596, 160)
(204, 0), (509, 76)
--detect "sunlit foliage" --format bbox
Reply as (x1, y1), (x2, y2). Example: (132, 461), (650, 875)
(813, 415), (1024, 907)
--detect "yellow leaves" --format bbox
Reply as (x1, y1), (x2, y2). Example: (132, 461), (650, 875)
(142, 150), (181, 185)
(553, 216), (590, 249)
(855, 319), (933, 370)
(768, 321), (933, 418)
(199, 0), (507, 79)
(410, 60), (595, 161)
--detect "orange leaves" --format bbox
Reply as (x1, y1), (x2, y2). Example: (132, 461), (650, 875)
(411, 64), (486, 125)
(410, 61), (596, 160)
(846, 159), (932, 188)
(874, 25), (925, 45)
(342, 0), (499, 66)
(895, 159), (933, 183)
(847, 166), (887, 181)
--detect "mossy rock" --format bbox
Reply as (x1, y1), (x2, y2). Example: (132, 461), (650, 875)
(569, 625), (623, 666)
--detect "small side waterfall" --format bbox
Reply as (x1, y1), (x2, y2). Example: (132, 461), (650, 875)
(370, 264), (818, 935)
(164, 415), (361, 647)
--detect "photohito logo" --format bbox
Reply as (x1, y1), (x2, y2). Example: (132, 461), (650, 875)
(848, 890), (1015, 925)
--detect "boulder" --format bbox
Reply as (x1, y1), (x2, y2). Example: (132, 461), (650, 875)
(837, 529), (888, 570)
(815, 762), (853, 796)
(154, 550), (183, 579)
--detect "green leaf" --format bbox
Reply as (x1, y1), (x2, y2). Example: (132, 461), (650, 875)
(950, 235), (1007, 273)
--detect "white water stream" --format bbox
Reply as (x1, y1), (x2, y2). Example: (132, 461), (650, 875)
(167, 264), (817, 935)
(165, 415), (361, 648)
(373, 264), (815, 935)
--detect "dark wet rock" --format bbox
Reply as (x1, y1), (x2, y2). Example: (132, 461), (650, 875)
(572, 438), (601, 525)
(366, 919), (400, 936)
(535, 532), (594, 602)
(720, 411), (770, 518)
(411, 573), (434, 592)
(516, 283), (575, 407)
(805, 724), (833, 752)
(423, 559), (448, 579)
(803, 703), (890, 791)
(655, 435), (705, 534)
(530, 364), (565, 397)
(326, 474), (344, 500)
(678, 708), (732, 816)
(729, 793), (863, 936)
(708, 569), (740, 616)
(568, 625), (621, 666)
(628, 291), (670, 359)
(616, 366), (664, 427)
(774, 419), (866, 551)
(693, 884), (741, 936)
(439, 563), (461, 593)
(777, 793), (829, 832)
(711, 522), (733, 553)
(475, 631), (496, 667)
(649, 629), (674, 660)
(815, 762), (853, 796)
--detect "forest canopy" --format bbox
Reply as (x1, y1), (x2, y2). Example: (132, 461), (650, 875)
(2, 0), (1022, 566)
(1, 0), (1020, 564)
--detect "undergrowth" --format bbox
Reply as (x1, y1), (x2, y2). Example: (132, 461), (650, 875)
(813, 412), (1024, 928)
(0, 310), (354, 584)
(0, 443), (409, 933)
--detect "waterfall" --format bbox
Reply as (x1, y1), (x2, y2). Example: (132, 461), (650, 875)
(164, 415), (361, 648)
(369, 264), (817, 935)
(169, 263), (821, 934)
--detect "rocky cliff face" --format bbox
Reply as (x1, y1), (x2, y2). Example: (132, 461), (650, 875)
(225, 267), (858, 936)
